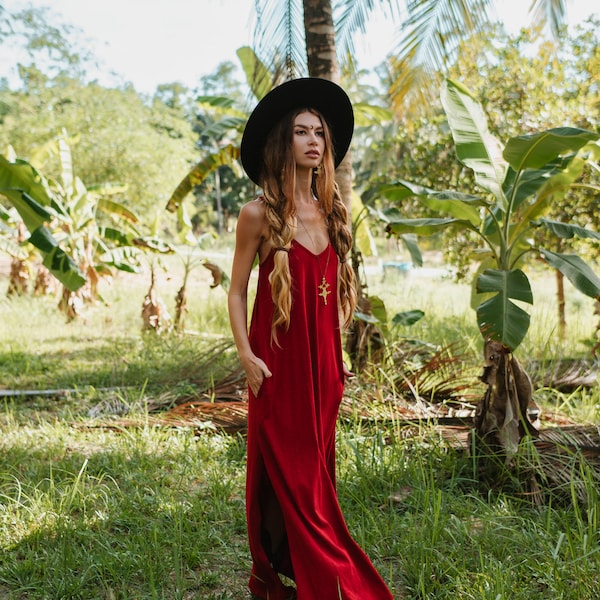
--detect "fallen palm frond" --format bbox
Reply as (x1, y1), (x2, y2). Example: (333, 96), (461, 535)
(527, 358), (598, 391)
(390, 341), (478, 405)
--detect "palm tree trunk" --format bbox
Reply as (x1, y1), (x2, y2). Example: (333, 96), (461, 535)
(302, 0), (353, 221)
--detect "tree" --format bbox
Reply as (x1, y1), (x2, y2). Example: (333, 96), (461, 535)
(380, 79), (600, 463)
(444, 19), (600, 335)
(0, 74), (198, 221)
(252, 1), (569, 112)
(382, 79), (600, 351)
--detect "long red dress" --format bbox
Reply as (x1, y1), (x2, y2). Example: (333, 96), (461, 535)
(246, 240), (394, 600)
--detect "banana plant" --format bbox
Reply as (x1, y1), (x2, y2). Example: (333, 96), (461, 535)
(0, 149), (86, 292)
(378, 79), (600, 352)
(1, 139), (172, 316)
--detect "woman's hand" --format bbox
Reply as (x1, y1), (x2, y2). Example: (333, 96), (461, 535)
(241, 353), (272, 397)
(343, 363), (354, 378)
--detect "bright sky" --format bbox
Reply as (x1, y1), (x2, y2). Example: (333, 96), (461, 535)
(2, 0), (597, 94)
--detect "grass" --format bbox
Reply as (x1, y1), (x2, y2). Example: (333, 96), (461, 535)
(1, 244), (599, 599)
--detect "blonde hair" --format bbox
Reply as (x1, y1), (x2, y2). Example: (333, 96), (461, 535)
(259, 108), (356, 343)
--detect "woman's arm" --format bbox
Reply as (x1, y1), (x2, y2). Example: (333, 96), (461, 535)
(228, 201), (272, 396)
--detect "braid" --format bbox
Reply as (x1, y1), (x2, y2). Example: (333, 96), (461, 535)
(327, 184), (356, 328)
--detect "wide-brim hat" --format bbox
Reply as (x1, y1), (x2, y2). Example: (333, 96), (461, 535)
(240, 77), (354, 185)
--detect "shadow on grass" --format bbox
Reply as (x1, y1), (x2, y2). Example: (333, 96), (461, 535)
(0, 428), (250, 599)
(0, 335), (240, 400)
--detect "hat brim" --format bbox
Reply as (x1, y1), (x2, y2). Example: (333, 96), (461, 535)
(240, 78), (354, 186)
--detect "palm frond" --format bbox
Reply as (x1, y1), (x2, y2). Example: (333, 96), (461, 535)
(334, 0), (394, 60)
(395, 0), (494, 73)
(529, 0), (568, 38)
(253, 0), (307, 79)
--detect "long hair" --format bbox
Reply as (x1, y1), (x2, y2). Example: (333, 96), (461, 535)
(259, 107), (356, 343)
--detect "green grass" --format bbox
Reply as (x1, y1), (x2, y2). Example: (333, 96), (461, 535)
(1, 247), (599, 599)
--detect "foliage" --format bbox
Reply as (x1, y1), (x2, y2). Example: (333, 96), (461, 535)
(0, 149), (85, 292)
(0, 139), (174, 305)
(0, 75), (198, 221)
(380, 79), (600, 351)
(251, 0), (569, 116)
(359, 21), (600, 274)
(0, 3), (93, 80)
(446, 19), (600, 272)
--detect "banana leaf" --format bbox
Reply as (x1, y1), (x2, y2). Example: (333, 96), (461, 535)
(441, 79), (507, 202)
(536, 219), (600, 241)
(539, 249), (600, 299)
(475, 268), (533, 350)
(166, 144), (240, 213)
(503, 127), (599, 170)
(0, 159), (85, 291)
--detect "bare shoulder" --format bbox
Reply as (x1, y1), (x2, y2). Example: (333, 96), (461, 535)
(239, 198), (267, 223)
(236, 198), (268, 243)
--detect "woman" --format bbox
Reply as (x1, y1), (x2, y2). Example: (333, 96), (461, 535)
(228, 78), (394, 600)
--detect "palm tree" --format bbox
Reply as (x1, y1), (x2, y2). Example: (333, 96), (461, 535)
(251, 0), (568, 208)
(254, 1), (569, 89)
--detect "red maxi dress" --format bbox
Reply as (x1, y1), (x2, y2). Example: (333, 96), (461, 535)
(246, 239), (394, 600)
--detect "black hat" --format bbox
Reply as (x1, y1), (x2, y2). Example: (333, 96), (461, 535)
(240, 77), (354, 185)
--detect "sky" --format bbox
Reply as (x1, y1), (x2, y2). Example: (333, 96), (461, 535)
(2, 0), (598, 95)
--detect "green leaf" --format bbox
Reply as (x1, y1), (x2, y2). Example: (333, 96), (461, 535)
(536, 219), (600, 242)
(477, 269), (534, 304)
(475, 268), (533, 351)
(354, 311), (380, 324)
(420, 193), (483, 227)
(100, 247), (142, 273)
(353, 102), (393, 127)
(0, 190), (54, 232)
(369, 295), (388, 325)
(539, 249), (600, 299)
(354, 296), (387, 327)
(165, 144), (240, 213)
(352, 193), (376, 257)
(377, 180), (432, 202)
(99, 226), (132, 246)
(400, 234), (423, 267)
(97, 197), (140, 225)
(236, 46), (274, 100)
(196, 95), (238, 110)
(392, 309), (425, 327)
(28, 227), (86, 291)
(441, 79), (507, 200)
(476, 294), (531, 351)
(386, 217), (474, 237)
(0, 155), (56, 210)
(377, 181), (486, 227)
(503, 127), (599, 171)
(502, 155), (571, 213)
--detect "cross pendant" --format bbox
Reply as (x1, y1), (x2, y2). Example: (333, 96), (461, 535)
(318, 277), (331, 305)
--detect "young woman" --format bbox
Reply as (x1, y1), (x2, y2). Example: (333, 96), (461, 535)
(228, 78), (394, 600)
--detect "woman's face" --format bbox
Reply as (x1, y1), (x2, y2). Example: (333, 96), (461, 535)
(291, 111), (325, 172)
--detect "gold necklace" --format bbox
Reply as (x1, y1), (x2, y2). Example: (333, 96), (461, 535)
(296, 214), (332, 305)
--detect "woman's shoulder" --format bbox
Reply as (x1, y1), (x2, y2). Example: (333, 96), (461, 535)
(240, 197), (267, 219)
(237, 197), (268, 240)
